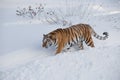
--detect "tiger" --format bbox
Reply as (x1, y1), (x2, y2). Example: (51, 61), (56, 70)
(42, 23), (108, 54)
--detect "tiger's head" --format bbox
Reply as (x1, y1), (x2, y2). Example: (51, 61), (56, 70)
(42, 34), (56, 48)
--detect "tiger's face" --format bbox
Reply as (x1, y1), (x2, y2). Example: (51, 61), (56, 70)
(42, 34), (55, 48)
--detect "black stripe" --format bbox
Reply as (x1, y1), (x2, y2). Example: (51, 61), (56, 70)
(96, 35), (99, 39)
(72, 38), (76, 44)
(68, 41), (70, 45)
(54, 39), (56, 44)
(99, 36), (102, 40)
(74, 33), (78, 43)
(70, 44), (72, 47)
(88, 40), (93, 46)
(85, 37), (91, 45)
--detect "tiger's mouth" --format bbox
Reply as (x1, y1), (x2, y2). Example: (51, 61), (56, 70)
(42, 45), (48, 48)
(42, 44), (47, 48)
(42, 44), (51, 48)
(46, 43), (52, 48)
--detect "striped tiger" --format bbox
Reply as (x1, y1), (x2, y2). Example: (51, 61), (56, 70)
(42, 23), (108, 54)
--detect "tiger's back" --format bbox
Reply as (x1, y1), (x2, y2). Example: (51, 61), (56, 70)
(42, 23), (108, 54)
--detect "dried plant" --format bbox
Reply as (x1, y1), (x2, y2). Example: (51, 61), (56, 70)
(16, 3), (72, 26)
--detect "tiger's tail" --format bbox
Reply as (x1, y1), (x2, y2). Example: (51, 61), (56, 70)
(91, 28), (109, 40)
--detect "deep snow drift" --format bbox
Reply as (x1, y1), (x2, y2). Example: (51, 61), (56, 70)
(0, 0), (120, 80)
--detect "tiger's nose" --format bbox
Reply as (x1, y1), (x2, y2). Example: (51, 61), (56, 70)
(42, 44), (48, 48)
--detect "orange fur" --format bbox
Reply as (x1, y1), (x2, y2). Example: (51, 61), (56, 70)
(42, 23), (108, 54)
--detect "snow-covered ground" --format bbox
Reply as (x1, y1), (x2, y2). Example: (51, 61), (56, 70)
(0, 0), (120, 80)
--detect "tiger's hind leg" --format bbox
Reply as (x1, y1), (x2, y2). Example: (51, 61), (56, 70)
(85, 36), (95, 48)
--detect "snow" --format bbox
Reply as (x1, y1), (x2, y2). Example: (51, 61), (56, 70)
(1, 45), (120, 80)
(0, 0), (120, 80)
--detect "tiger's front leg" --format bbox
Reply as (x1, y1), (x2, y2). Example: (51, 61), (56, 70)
(55, 43), (64, 54)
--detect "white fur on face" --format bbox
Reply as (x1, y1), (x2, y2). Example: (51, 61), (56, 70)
(43, 35), (53, 48)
